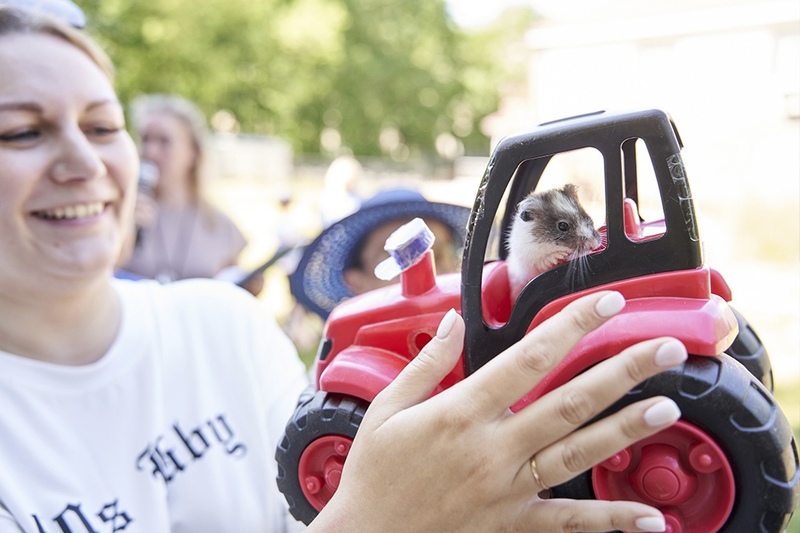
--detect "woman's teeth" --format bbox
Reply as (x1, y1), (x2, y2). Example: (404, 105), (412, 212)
(36, 202), (105, 220)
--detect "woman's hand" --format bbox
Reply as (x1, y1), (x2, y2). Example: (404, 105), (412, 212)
(309, 291), (685, 533)
(133, 192), (158, 229)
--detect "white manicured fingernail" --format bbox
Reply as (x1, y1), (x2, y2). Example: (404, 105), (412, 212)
(635, 515), (666, 532)
(595, 292), (625, 318)
(436, 309), (457, 339)
(644, 399), (681, 427)
(654, 340), (687, 367)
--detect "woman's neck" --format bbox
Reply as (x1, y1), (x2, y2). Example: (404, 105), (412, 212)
(0, 279), (122, 366)
(157, 174), (195, 208)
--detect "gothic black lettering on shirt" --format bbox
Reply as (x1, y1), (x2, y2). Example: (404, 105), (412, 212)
(207, 414), (246, 457)
(135, 435), (185, 483)
(135, 412), (247, 485)
(97, 500), (133, 531)
(32, 499), (133, 533)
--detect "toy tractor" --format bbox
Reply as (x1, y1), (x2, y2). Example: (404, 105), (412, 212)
(277, 109), (799, 532)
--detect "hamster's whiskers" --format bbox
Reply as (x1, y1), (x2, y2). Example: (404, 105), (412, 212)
(566, 253), (594, 290)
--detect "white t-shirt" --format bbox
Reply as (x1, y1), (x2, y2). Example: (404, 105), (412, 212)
(0, 279), (309, 533)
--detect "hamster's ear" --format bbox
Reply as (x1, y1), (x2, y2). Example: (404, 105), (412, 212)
(517, 198), (536, 222)
(562, 183), (579, 200)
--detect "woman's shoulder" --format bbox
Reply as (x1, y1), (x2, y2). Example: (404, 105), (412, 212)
(199, 202), (238, 228)
(198, 203), (247, 246)
(112, 278), (282, 360)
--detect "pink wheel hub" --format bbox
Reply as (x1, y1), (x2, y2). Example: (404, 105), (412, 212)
(593, 420), (734, 533)
(298, 435), (353, 511)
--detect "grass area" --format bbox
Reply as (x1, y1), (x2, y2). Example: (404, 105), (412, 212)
(774, 378), (800, 449)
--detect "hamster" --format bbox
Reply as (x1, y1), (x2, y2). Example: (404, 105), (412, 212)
(506, 184), (601, 300)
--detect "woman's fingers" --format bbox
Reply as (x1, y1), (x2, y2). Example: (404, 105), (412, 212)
(465, 291), (627, 415)
(521, 498), (667, 532)
(364, 308), (465, 426)
(516, 396), (681, 493)
(505, 337), (687, 459)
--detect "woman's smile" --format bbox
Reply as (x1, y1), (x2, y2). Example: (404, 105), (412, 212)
(31, 201), (107, 221)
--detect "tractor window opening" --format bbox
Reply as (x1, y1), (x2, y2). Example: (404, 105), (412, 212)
(535, 146), (606, 227)
(621, 138), (666, 242)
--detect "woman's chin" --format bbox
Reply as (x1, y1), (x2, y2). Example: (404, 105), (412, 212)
(45, 242), (121, 281)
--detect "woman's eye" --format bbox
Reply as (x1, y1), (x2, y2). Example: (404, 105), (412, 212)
(0, 129), (40, 142)
(87, 125), (122, 137)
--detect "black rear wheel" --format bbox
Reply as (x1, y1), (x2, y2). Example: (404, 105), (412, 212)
(551, 354), (799, 532)
(726, 307), (773, 391)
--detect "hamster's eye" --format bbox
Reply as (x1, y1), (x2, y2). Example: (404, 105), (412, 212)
(520, 210), (533, 222)
(557, 221), (570, 232)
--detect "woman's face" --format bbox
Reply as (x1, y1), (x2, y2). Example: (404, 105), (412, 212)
(0, 33), (138, 288)
(138, 112), (197, 189)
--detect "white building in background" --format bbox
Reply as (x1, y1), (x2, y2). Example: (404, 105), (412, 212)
(205, 133), (294, 182)
(486, 0), (799, 202)
(483, 0), (800, 380)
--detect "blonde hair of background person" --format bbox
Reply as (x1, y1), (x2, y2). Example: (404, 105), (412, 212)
(0, 6), (686, 532)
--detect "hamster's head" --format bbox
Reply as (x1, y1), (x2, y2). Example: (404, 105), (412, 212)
(515, 184), (601, 254)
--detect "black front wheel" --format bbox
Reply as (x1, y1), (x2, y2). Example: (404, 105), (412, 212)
(551, 354), (799, 533)
(726, 307), (773, 391)
(276, 390), (368, 525)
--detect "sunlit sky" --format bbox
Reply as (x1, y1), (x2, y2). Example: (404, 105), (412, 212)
(446, 0), (537, 29)
(446, 0), (624, 28)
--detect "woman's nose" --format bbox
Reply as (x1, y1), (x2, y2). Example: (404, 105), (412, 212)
(140, 139), (157, 161)
(50, 128), (105, 182)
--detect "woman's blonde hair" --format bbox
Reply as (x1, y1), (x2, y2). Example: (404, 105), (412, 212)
(0, 5), (114, 81)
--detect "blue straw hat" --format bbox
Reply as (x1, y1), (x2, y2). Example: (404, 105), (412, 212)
(289, 188), (471, 319)
(1, 0), (86, 27)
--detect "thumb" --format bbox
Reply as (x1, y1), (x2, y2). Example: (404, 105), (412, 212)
(366, 309), (465, 424)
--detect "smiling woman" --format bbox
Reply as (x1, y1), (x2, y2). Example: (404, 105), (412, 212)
(0, 11), (133, 291)
(0, 32), (133, 322)
(0, 11), (309, 531)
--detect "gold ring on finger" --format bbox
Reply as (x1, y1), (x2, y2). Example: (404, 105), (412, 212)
(529, 455), (549, 490)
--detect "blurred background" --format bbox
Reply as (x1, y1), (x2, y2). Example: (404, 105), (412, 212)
(77, 0), (798, 520)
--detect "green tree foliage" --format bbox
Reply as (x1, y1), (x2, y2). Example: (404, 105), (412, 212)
(76, 0), (536, 156)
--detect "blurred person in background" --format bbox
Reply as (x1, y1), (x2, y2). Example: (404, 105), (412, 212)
(318, 153), (364, 228)
(119, 93), (263, 295)
(282, 154), (368, 349)
(274, 191), (323, 352)
(290, 188), (471, 320)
